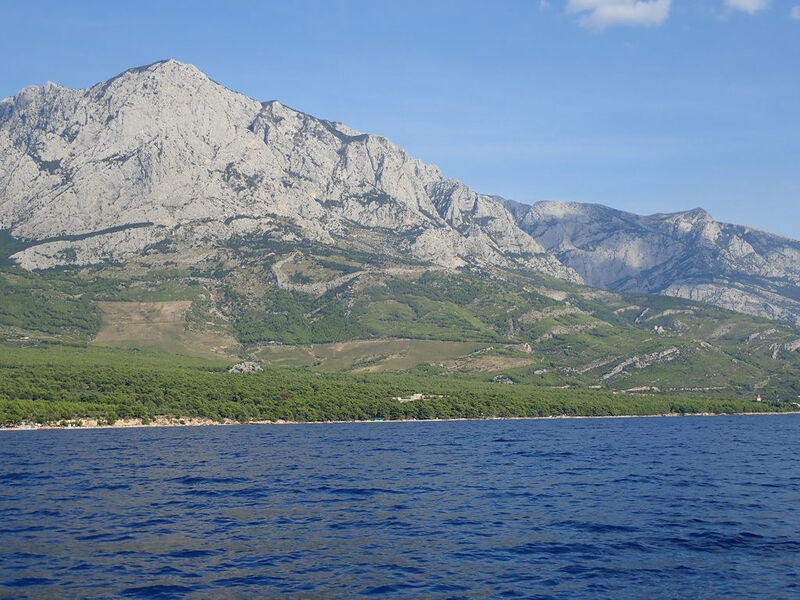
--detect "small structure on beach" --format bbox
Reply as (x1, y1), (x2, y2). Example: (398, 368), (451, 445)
(393, 393), (443, 403)
(394, 393), (426, 403)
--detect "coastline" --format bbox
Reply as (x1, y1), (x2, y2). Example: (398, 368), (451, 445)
(3, 411), (800, 431)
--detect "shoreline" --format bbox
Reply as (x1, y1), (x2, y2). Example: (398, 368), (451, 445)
(3, 411), (800, 431)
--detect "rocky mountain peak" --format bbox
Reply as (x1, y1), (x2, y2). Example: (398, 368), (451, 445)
(0, 60), (579, 282)
(95, 59), (210, 91)
(651, 208), (720, 247)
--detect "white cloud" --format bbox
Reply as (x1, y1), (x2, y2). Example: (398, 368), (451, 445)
(724, 0), (770, 14)
(791, 5), (800, 19)
(566, 0), (671, 30)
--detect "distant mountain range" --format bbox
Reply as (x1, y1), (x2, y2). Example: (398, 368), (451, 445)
(1, 59), (798, 326)
(503, 200), (800, 325)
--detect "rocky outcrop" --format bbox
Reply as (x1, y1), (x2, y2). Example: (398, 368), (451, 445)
(228, 361), (262, 374)
(601, 348), (681, 381)
(0, 60), (579, 281)
(505, 200), (800, 325)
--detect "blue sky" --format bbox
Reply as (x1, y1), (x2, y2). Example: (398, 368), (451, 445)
(2, 1), (798, 237)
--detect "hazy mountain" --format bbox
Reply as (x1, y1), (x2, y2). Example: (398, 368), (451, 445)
(504, 200), (800, 325)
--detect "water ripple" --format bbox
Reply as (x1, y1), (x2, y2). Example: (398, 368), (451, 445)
(1, 415), (799, 599)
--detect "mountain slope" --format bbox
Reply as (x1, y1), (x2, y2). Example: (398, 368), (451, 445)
(4, 59), (798, 327)
(504, 200), (800, 325)
(1, 59), (800, 402)
(0, 59), (576, 280)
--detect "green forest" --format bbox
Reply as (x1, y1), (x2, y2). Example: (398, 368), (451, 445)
(0, 344), (791, 427)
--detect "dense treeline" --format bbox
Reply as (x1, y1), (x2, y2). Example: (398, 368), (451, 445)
(0, 344), (790, 426)
(0, 268), (100, 335)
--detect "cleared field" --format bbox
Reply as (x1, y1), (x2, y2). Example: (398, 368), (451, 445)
(257, 339), (487, 372)
(438, 355), (538, 373)
(92, 301), (239, 359)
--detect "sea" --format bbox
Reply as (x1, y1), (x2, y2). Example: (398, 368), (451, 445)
(1, 415), (799, 599)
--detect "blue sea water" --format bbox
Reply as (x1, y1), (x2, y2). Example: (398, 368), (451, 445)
(1, 415), (799, 599)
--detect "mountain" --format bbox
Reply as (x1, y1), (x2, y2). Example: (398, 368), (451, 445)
(2, 60), (800, 402)
(0, 59), (575, 280)
(504, 200), (800, 325)
(3, 59), (799, 325)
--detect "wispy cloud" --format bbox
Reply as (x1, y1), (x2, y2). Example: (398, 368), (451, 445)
(566, 0), (671, 30)
(724, 0), (770, 14)
(791, 5), (800, 19)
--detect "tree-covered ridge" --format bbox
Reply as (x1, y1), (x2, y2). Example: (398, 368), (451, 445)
(0, 267), (100, 335)
(0, 345), (791, 427)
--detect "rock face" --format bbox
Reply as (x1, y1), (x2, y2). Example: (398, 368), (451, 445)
(0, 60), (578, 281)
(505, 200), (800, 324)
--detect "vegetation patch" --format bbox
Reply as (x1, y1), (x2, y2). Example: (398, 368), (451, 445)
(93, 301), (239, 359)
(258, 339), (485, 372)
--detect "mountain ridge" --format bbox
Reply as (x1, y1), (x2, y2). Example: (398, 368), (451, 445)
(503, 199), (800, 325)
(0, 59), (577, 281)
(1, 59), (799, 326)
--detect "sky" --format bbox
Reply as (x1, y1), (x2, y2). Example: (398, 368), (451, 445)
(1, 0), (799, 238)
